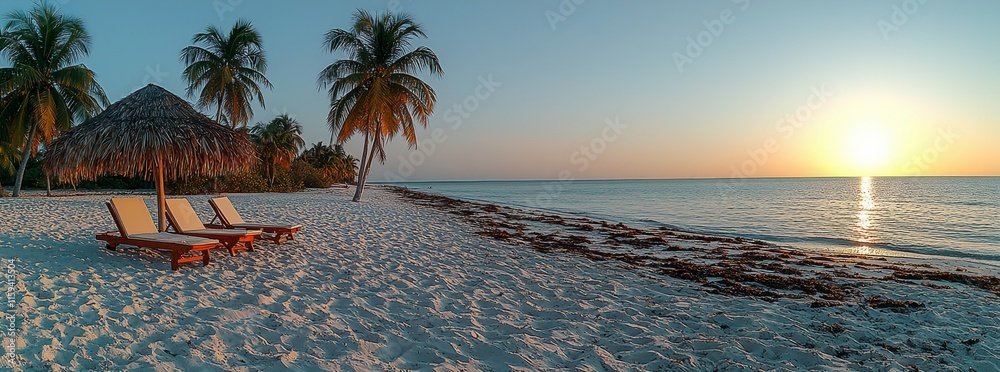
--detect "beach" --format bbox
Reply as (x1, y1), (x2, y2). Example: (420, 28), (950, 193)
(1, 187), (998, 371)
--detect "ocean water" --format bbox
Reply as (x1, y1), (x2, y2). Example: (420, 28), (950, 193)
(394, 177), (1000, 262)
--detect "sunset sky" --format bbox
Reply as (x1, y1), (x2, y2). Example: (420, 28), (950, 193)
(8, 1), (999, 181)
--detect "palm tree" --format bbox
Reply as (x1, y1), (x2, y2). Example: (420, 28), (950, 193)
(318, 9), (442, 202)
(299, 142), (359, 184)
(250, 114), (304, 185)
(0, 3), (108, 197)
(337, 150), (359, 184)
(0, 143), (17, 197)
(181, 19), (271, 129)
(301, 142), (332, 165)
(0, 114), (11, 196)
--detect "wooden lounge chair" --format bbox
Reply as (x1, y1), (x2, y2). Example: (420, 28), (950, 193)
(207, 196), (302, 244)
(96, 197), (220, 271)
(164, 198), (262, 256)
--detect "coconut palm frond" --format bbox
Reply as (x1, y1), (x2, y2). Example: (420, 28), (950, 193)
(181, 19), (271, 129)
(0, 3), (108, 196)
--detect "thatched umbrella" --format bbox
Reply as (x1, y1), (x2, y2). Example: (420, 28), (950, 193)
(45, 84), (257, 231)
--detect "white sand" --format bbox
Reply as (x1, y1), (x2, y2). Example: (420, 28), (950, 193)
(0, 187), (997, 371)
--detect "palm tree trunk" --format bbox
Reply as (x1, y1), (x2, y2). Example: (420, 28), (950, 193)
(216, 96), (225, 126)
(45, 173), (51, 197)
(352, 131), (371, 202)
(361, 121), (382, 183)
(211, 96), (225, 194)
(12, 123), (37, 197)
(362, 135), (378, 182)
(0, 178), (5, 197)
(355, 130), (381, 202)
(156, 156), (167, 232)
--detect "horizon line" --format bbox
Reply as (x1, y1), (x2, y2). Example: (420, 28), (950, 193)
(374, 174), (1000, 184)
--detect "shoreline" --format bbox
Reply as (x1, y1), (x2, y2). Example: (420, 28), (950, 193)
(388, 183), (1000, 266)
(389, 185), (1000, 308)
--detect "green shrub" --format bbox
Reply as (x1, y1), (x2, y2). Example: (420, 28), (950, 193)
(1, 153), (151, 191)
(268, 167), (304, 193)
(221, 171), (270, 193)
(112, 166), (313, 195)
(78, 175), (152, 190)
(292, 159), (333, 189)
(167, 176), (214, 195)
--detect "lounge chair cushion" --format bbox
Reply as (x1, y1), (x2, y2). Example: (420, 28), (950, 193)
(211, 197), (246, 225)
(109, 198), (159, 237)
(129, 232), (219, 246)
(165, 198), (208, 232)
(185, 228), (262, 237)
(232, 223), (302, 231)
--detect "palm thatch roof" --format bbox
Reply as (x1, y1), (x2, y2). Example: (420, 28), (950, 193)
(45, 84), (257, 182)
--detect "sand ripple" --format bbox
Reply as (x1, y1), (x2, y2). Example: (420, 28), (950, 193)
(0, 188), (997, 370)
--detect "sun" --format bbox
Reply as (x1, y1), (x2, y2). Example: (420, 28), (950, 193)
(847, 124), (892, 173)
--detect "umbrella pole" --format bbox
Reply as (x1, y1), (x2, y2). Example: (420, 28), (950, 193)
(157, 156), (166, 232)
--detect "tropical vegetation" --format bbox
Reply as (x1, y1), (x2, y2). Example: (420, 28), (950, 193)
(0, 143), (17, 197)
(299, 142), (358, 184)
(0, 6), (444, 200)
(181, 19), (271, 128)
(318, 9), (442, 202)
(250, 114), (305, 186)
(0, 3), (108, 196)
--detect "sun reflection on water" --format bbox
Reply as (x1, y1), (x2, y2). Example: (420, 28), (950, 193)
(855, 176), (877, 248)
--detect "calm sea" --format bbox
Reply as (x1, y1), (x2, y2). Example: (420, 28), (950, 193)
(393, 177), (1000, 262)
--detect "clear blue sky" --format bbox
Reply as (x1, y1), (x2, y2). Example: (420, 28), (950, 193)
(5, 1), (999, 180)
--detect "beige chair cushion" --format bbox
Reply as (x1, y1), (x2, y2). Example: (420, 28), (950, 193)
(186, 228), (262, 237)
(130, 232), (218, 246)
(165, 198), (206, 232)
(232, 223), (302, 231)
(211, 197), (245, 225)
(109, 198), (158, 237)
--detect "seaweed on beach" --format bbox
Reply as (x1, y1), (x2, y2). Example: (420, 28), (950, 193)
(810, 300), (841, 308)
(656, 259), (846, 300)
(819, 323), (847, 334)
(388, 186), (1000, 307)
(874, 343), (902, 353)
(606, 232), (669, 248)
(961, 338), (981, 346)
(865, 296), (925, 312)
(740, 251), (781, 262)
(478, 228), (514, 241)
(796, 259), (840, 269)
(709, 279), (787, 301)
(888, 268), (1000, 296)
(760, 263), (802, 276)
